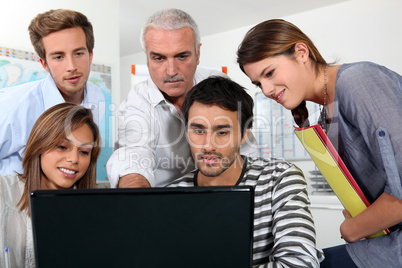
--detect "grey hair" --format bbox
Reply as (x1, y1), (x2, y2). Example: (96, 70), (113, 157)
(140, 8), (200, 53)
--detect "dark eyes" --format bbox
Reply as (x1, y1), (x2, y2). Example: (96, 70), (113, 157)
(178, 54), (189, 60)
(217, 131), (229, 136)
(266, 69), (274, 78)
(253, 69), (275, 89)
(153, 56), (164, 61)
(57, 145), (91, 156)
(192, 129), (228, 136)
(193, 129), (205, 134)
(152, 54), (189, 62)
(80, 150), (90, 156)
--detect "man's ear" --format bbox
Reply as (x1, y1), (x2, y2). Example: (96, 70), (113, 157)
(39, 58), (50, 73)
(294, 42), (310, 63)
(196, 43), (201, 65)
(241, 129), (250, 145)
(89, 51), (93, 65)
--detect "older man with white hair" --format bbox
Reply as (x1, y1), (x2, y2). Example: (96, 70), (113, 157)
(107, 8), (260, 188)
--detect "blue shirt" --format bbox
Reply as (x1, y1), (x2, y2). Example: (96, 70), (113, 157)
(327, 62), (402, 267)
(0, 74), (105, 175)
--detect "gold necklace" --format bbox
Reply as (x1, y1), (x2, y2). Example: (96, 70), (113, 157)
(319, 65), (328, 132)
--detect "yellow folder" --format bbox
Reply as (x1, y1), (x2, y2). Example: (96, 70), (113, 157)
(294, 124), (388, 238)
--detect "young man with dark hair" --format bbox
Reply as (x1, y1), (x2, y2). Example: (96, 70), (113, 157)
(167, 76), (324, 267)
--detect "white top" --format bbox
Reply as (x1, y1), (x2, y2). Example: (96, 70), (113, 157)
(107, 67), (260, 187)
(0, 174), (34, 268)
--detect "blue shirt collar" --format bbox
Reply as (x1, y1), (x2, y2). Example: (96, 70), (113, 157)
(42, 74), (87, 108)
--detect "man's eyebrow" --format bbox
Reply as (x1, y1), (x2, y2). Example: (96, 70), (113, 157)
(149, 51), (165, 57)
(149, 51), (192, 57)
(189, 123), (233, 130)
(48, 47), (87, 57)
(175, 51), (191, 56)
(73, 47), (88, 52)
(214, 124), (233, 130)
(48, 51), (65, 57)
(189, 123), (206, 128)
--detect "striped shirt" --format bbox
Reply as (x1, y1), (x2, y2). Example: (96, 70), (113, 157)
(167, 157), (324, 267)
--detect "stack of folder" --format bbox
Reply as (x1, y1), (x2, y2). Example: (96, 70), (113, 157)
(294, 124), (389, 238)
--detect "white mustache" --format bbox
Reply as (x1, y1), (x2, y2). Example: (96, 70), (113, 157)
(163, 76), (185, 83)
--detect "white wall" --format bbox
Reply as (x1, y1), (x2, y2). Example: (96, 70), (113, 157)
(121, 52), (144, 103)
(0, 0), (120, 133)
(204, 0), (402, 93)
(121, 0), (402, 99)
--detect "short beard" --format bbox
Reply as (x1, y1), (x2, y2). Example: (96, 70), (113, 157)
(197, 150), (239, 177)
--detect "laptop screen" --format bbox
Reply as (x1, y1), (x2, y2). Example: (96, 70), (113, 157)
(30, 186), (254, 268)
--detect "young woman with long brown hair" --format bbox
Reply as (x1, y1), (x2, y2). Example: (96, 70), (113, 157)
(237, 19), (402, 268)
(0, 103), (101, 268)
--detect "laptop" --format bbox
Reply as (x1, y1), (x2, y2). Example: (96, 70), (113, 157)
(30, 186), (254, 268)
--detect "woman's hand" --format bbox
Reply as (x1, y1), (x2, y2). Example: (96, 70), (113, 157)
(342, 209), (352, 220)
(340, 210), (356, 242)
(340, 193), (402, 242)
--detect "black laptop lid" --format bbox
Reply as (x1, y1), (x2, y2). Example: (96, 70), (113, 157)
(30, 186), (254, 268)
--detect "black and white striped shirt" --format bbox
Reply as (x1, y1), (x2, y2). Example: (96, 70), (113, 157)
(167, 157), (324, 267)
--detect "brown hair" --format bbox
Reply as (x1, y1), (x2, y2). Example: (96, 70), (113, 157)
(17, 103), (101, 214)
(28, 9), (94, 61)
(237, 19), (327, 127)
